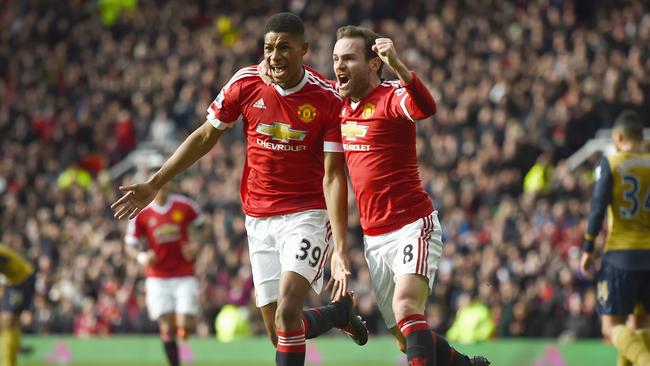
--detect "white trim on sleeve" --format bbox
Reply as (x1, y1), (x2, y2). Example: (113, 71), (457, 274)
(324, 141), (344, 153)
(207, 117), (236, 130)
(193, 214), (205, 226)
(125, 219), (141, 246)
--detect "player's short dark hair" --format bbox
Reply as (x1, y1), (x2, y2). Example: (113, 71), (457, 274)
(614, 110), (644, 141)
(263, 13), (305, 39)
(336, 25), (383, 76)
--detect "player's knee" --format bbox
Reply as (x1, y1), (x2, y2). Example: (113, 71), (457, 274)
(392, 297), (422, 322)
(275, 301), (302, 331)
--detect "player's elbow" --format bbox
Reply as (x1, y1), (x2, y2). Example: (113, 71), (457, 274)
(322, 174), (337, 190)
(322, 168), (346, 191)
(428, 101), (437, 116)
(193, 122), (222, 149)
(420, 100), (436, 118)
(411, 102), (436, 120)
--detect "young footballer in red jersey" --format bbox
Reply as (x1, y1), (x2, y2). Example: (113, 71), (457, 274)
(332, 25), (490, 366)
(112, 13), (367, 366)
(125, 184), (202, 366)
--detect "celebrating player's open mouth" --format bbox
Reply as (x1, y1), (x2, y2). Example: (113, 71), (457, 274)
(271, 64), (289, 78)
(337, 73), (350, 90)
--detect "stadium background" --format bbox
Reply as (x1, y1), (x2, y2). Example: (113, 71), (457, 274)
(1, 0), (649, 364)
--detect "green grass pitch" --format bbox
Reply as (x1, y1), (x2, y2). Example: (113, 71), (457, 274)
(20, 335), (615, 366)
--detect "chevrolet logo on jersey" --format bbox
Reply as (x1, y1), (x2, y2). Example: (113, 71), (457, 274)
(256, 122), (307, 143)
(341, 121), (369, 141)
(153, 224), (181, 244)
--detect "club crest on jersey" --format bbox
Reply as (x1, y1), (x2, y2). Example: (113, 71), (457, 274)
(341, 121), (369, 141)
(361, 103), (375, 119)
(297, 103), (317, 123)
(171, 210), (184, 223)
(256, 122), (307, 143)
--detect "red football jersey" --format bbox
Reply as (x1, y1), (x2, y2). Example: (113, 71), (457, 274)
(207, 66), (343, 217)
(125, 194), (202, 278)
(340, 73), (437, 235)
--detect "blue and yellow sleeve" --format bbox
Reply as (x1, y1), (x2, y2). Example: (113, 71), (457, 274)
(583, 157), (613, 253)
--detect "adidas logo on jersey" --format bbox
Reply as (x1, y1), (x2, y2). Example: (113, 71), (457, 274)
(253, 98), (266, 109)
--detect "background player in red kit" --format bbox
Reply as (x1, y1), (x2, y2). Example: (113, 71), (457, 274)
(331, 26), (490, 366)
(124, 183), (203, 366)
(112, 13), (366, 366)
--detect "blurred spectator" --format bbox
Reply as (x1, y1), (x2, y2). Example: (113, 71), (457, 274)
(214, 304), (252, 342)
(523, 151), (555, 196)
(446, 292), (495, 344)
(559, 291), (600, 341)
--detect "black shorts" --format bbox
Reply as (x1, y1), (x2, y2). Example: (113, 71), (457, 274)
(596, 261), (650, 316)
(1, 273), (36, 314)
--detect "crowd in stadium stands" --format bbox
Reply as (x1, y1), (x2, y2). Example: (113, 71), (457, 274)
(1, 0), (649, 341)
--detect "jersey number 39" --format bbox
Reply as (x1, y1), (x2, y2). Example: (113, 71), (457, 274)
(296, 239), (322, 267)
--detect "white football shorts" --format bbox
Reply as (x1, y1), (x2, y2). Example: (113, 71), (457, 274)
(364, 211), (443, 328)
(145, 276), (199, 320)
(246, 209), (331, 307)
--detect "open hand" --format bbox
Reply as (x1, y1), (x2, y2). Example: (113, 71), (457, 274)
(111, 182), (158, 219)
(327, 251), (352, 301)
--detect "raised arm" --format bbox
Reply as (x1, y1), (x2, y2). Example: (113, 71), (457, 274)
(373, 38), (437, 119)
(372, 38), (412, 83)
